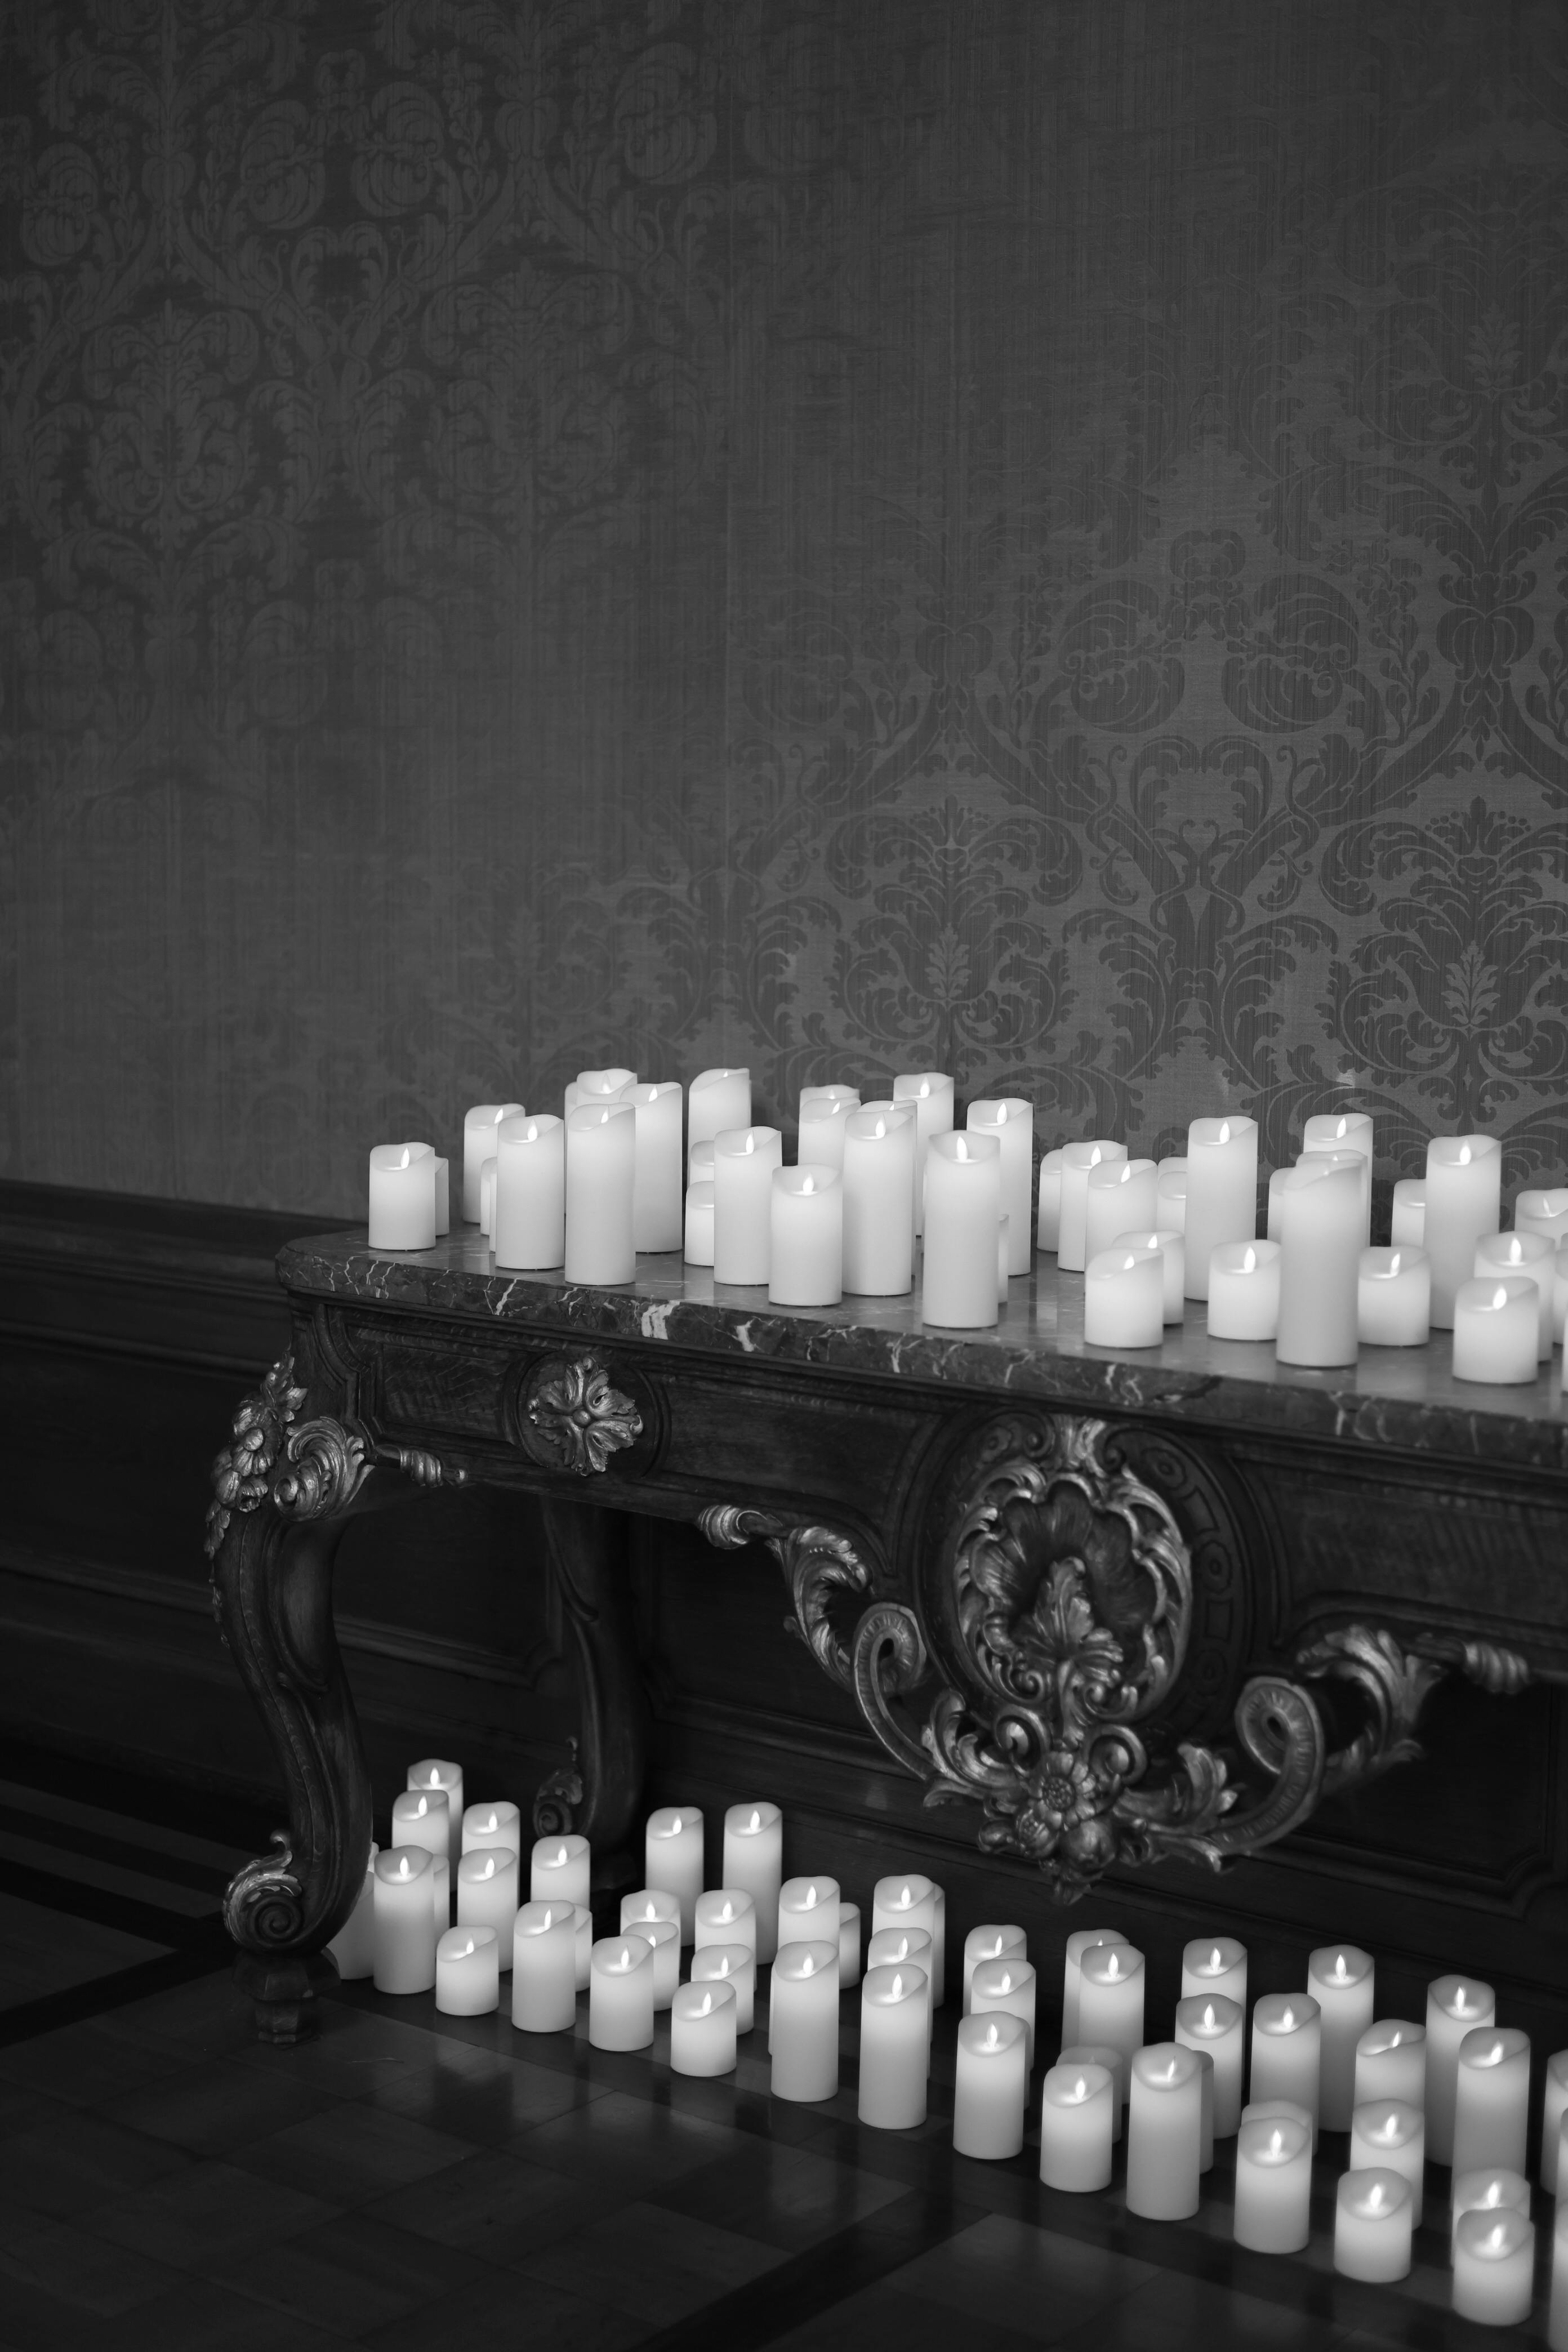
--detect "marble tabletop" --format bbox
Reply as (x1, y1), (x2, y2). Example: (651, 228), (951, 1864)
(280, 1230), (1568, 1473)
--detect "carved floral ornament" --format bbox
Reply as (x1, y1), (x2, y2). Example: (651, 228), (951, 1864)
(704, 1415), (1531, 1901)
(524, 1355), (643, 1477)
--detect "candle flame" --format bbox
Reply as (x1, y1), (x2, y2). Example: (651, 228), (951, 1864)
(698, 1992), (712, 2016)
(457, 1935), (475, 1957)
(640, 1901), (657, 1919)
(956, 1137), (970, 1161)
(1242, 1245), (1256, 1272)
(874, 1118), (887, 1139)
(1106, 1953), (1121, 1980)
(413, 1794), (428, 1817)
(917, 1080), (932, 1099)
(1477, 2041), (1505, 2067)
(670, 1815), (683, 1833)
(397, 1857), (412, 1879)
(1388, 2029), (1403, 2046)
(1202, 2004), (1216, 2030)
(805, 1883), (818, 1905)
(800, 1954), (814, 1976)
(801, 1175), (815, 1195)
(997, 1971), (1013, 1994)
(525, 1121), (540, 1142)
(482, 1812), (497, 1832)
(748, 1810), (760, 1831)
(1373, 2114), (1397, 2141)
(1209, 1947), (1223, 1970)
(1458, 1143), (1473, 1164)
(617, 1945), (634, 1968)
(720, 1901), (733, 1922)
(891, 1972), (904, 1997)
(480, 1856), (496, 1881)
(983, 2023), (1000, 2050)
(900, 1884), (911, 1905)
(1491, 1284), (1509, 1310)
(1388, 1250), (1402, 1274)
(1218, 1120), (1232, 1143)
(1366, 2184), (1384, 2211)
(1487, 2222), (1507, 2251)
(1280, 2005), (1295, 2030)
(1268, 2129), (1284, 2157)
(742, 1135), (755, 1156)
(1072, 2075), (1088, 2101)
(1333, 1953), (1348, 1981)
(1334, 1116), (1348, 1139)
(1504, 1237), (1524, 1263)
(555, 1847), (567, 1865)
(714, 1955), (732, 1976)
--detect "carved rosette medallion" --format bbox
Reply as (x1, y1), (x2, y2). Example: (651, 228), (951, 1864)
(523, 1355), (642, 1477)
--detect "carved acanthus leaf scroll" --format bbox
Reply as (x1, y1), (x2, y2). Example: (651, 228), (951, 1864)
(1297, 1623), (1533, 1802)
(222, 1829), (305, 1950)
(526, 1355), (642, 1476)
(698, 1504), (870, 1688)
(205, 1356), (308, 1559)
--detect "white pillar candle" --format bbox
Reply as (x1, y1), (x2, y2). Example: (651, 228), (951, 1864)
(510, 1899), (577, 2032)
(996, 1216), (1012, 1306)
(769, 1167), (843, 1306)
(671, 1979), (737, 2077)
(694, 1890), (757, 1957)
(1426, 1974), (1496, 2162)
(841, 1106), (916, 1294)
(429, 1854), (450, 1932)
(871, 1876), (941, 2001)
(457, 1846), (519, 1965)
(1234, 2113), (1312, 2251)
(1066, 1928), (1130, 2043)
(1077, 1943), (1145, 2103)
(435, 1924), (499, 2016)
(1552, 2205), (1568, 2352)
(1351, 2099), (1425, 2225)
(684, 1179), (715, 1264)
(573, 1906), (592, 1990)
(779, 1875), (840, 1956)
(1334, 2170), (1412, 2282)
(1357, 1244), (1430, 1344)
(929, 1883), (948, 2009)
(1454, 2208), (1535, 2326)
(326, 1847), (377, 1980)
(408, 1759), (464, 1868)
(1544, 2051), (1568, 2194)
(1477, 1230), (1555, 1359)
(1242, 2096), (1313, 2134)
(1037, 1148), (1066, 1253)
(967, 1100), (1035, 1273)
(1085, 1157), (1160, 1266)
(800, 1084), (861, 1118)
(892, 1072), (955, 1231)
(433, 1158), (449, 1236)
(491, 1114), (567, 1269)
(644, 1807), (703, 1940)
(589, 1932), (655, 2050)
(368, 1143), (438, 1250)
(1454, 1274), (1538, 1383)
(713, 1126), (783, 1284)
(689, 1139), (715, 1182)
(1454, 2168), (1532, 2252)
(634, 1921), (679, 2013)
(969, 1957), (1037, 2066)
(858, 1963), (928, 2127)
(963, 1925), (1027, 2012)
(479, 1159), (497, 1237)
(922, 1130), (1001, 1328)
(1516, 1187), (1568, 1249)
(529, 1833), (590, 1909)
(1126, 2043), (1204, 2220)
(1057, 2045), (1125, 2142)
(622, 1082), (683, 1253)
(1304, 1110), (1375, 1240)
(1058, 1141), (1127, 1272)
(1266, 1166), (1290, 1242)
(462, 1801), (521, 1857)
(1309, 1944), (1375, 2131)
(866, 1928), (933, 2054)
(839, 1904), (862, 1987)
(1355, 2018), (1425, 2109)
(798, 1100), (854, 1175)
(390, 1788), (450, 1869)
(1557, 1236), (1568, 1345)
(954, 2012), (1028, 2159)
(1083, 1245), (1165, 1347)
(1391, 1177), (1426, 1246)
(1176, 1994), (1245, 2137)
(1040, 2060), (1115, 2189)
(573, 1067), (636, 1108)
(564, 1101), (636, 1284)
(1426, 1133), (1504, 1326)
(690, 1941), (756, 2034)
(373, 1847), (436, 1994)
(1184, 1117), (1259, 1299)
(1114, 1228), (1184, 1321)
(770, 1940), (840, 2102)
(1251, 1995), (1322, 2139)
(1454, 2026), (1532, 2178)
(1276, 1155), (1363, 1366)
(461, 1106), (524, 1221)
(721, 1803), (782, 1963)
(689, 1068), (751, 1148)
(1207, 1240), (1282, 1340)
(1181, 1936), (1248, 2010)
(1156, 1164), (1188, 1234)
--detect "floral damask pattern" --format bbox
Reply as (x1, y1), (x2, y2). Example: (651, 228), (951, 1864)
(2, 2), (1566, 1206)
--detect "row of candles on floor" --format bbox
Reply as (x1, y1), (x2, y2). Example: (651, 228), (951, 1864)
(364, 1070), (1566, 1375)
(332, 1767), (1568, 2335)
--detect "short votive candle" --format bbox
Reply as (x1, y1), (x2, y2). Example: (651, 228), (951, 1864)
(963, 1924), (1027, 2013)
(1234, 2113), (1312, 2252)
(1454, 1273), (1538, 1382)
(530, 1833), (591, 1909)
(1040, 2060), (1115, 2190)
(721, 1802), (782, 1962)
(1058, 2045), (1125, 2143)
(1453, 2207), (1535, 2327)
(858, 1963), (929, 2128)
(1126, 2042), (1204, 2220)
(670, 1979), (737, 2078)
(953, 2012), (1029, 2159)
(1453, 2167), (1531, 2253)
(1250, 1995), (1322, 2140)
(462, 1801), (521, 1857)
(1083, 1244), (1165, 1347)
(1334, 2170), (1413, 2283)
(1351, 2098), (1425, 2226)
(1357, 1246), (1431, 1346)
(1355, 2017), (1425, 2110)
(694, 1890), (756, 1957)
(510, 1899), (576, 2032)
(588, 1932), (654, 2050)
(1309, 1943), (1375, 2131)
(1477, 1229), (1555, 1360)
(1453, 2025), (1531, 2179)
(645, 1807), (704, 1941)
(1175, 1994), (1245, 2137)
(1427, 1974), (1496, 2163)
(1181, 1936), (1247, 2011)
(689, 1941), (756, 2034)
(1207, 1240), (1281, 1340)
(435, 1925), (499, 2016)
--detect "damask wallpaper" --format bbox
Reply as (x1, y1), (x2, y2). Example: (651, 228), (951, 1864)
(4, 0), (1567, 1213)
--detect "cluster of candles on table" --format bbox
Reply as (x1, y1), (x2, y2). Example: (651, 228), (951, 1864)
(331, 1764), (1568, 2335)
(365, 1071), (1566, 1376)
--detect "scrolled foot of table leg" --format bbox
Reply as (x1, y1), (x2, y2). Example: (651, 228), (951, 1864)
(233, 1949), (340, 2045)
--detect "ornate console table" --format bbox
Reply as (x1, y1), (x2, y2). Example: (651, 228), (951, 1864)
(206, 1232), (1568, 2041)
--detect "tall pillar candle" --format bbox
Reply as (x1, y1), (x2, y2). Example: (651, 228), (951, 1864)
(922, 1131), (1001, 1328)
(1234, 2113), (1312, 2252)
(798, 1098), (854, 1175)
(1085, 1157), (1160, 1267)
(1184, 1116), (1259, 1299)
(1083, 1245), (1165, 1347)
(1334, 2170), (1413, 2283)
(1309, 1943), (1375, 2131)
(1358, 1245), (1430, 1344)
(1182, 1936), (1248, 2010)
(1207, 1241), (1281, 1340)
(1517, 1187), (1568, 1249)
(690, 1941), (756, 2034)
(530, 1834), (590, 1910)
(326, 1846), (377, 1980)
(1354, 2019), (1425, 2109)
(866, 1928), (933, 2053)
(573, 1906), (591, 1990)
(625, 1083), (684, 1253)
(1277, 1156), (1362, 1366)
(1454, 2210), (1535, 2327)
(1113, 1228), (1184, 1321)
(1391, 1178), (1426, 1246)
(1040, 2060), (1115, 2190)
(1156, 1164), (1188, 1235)
(769, 1167), (843, 1306)
(1426, 1134), (1503, 1326)
(770, 1941), (839, 2102)
(1303, 1110), (1374, 1241)
(858, 1963), (928, 2127)
(493, 1114), (567, 1269)
(645, 1808), (703, 1941)
(1077, 1943), (1144, 2102)
(671, 1979), (737, 2078)
(968, 1100), (1035, 1275)
(368, 1144), (438, 1250)
(841, 1105), (916, 1294)
(1058, 1142), (1127, 1272)
(1037, 1148), (1066, 1253)
(462, 1105), (524, 1222)
(1543, 2049), (1568, 2194)
(1477, 1230), (1554, 1359)
(1064, 1927), (1129, 2043)
(1127, 2043), (1204, 2220)
(511, 1899), (577, 2032)
(1453, 2026), (1531, 2177)
(1453, 1275), (1538, 1383)
(800, 1083), (861, 1117)
(589, 1932), (654, 2050)
(1351, 2099), (1425, 2225)
(1251, 1995), (1322, 2139)
(391, 1788), (450, 1869)
(373, 1848), (436, 1994)
(408, 1759), (464, 1868)
(1176, 1994), (1245, 2137)
(969, 1957), (1037, 2066)
(964, 1924), (1027, 2012)
(684, 1180), (714, 1263)
(721, 1802), (782, 1962)
(457, 1847), (519, 1965)
(436, 1925), (499, 2017)
(479, 1159), (496, 1237)
(840, 1904), (861, 1986)
(871, 1876), (941, 2002)
(564, 1101), (636, 1283)
(954, 2013), (1028, 2159)
(1426, 1973), (1495, 2162)
(1557, 1236), (1568, 1345)
(689, 1068), (751, 1149)
(713, 1126), (783, 1285)
(892, 1073), (954, 1231)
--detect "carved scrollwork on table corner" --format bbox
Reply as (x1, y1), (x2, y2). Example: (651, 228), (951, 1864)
(524, 1354), (642, 1477)
(532, 1740), (585, 1838)
(698, 1502), (871, 1690)
(204, 1354), (309, 1561)
(223, 1830), (305, 1953)
(1294, 1622), (1534, 1802)
(376, 1442), (468, 1491)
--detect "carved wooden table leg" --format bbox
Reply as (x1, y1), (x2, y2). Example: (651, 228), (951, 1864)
(532, 1499), (649, 1888)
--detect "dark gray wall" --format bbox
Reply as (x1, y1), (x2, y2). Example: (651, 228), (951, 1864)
(6, 1), (1567, 1211)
